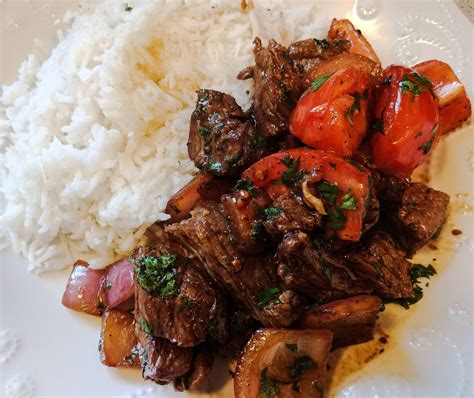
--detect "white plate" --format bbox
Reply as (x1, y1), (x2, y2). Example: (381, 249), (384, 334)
(1, 1), (473, 397)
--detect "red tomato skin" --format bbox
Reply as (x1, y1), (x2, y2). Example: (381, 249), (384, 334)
(290, 69), (370, 157)
(370, 65), (440, 177)
(241, 148), (371, 241)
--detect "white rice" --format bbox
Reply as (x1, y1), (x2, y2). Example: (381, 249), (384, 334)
(0, 0), (327, 272)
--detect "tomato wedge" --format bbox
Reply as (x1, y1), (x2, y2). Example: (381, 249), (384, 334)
(241, 148), (371, 241)
(290, 68), (371, 157)
(370, 65), (440, 177)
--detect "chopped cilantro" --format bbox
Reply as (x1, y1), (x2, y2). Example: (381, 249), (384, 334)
(260, 368), (280, 398)
(392, 263), (437, 309)
(250, 221), (264, 239)
(208, 161), (223, 172)
(305, 71), (336, 95)
(409, 263), (437, 283)
(132, 254), (179, 297)
(258, 287), (281, 308)
(199, 127), (209, 136)
(264, 207), (283, 221)
(140, 318), (152, 334)
(289, 356), (315, 380)
(314, 38), (330, 49)
(415, 131), (423, 139)
(417, 123), (439, 155)
(286, 343), (298, 352)
(317, 181), (339, 204)
(400, 72), (432, 98)
(234, 177), (257, 197)
(124, 3), (133, 11)
(340, 190), (357, 210)
(345, 90), (368, 126)
(280, 156), (304, 186)
(325, 207), (347, 230)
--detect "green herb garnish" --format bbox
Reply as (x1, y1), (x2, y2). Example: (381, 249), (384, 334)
(418, 123), (439, 155)
(280, 156), (304, 186)
(258, 287), (281, 308)
(132, 254), (178, 297)
(305, 71), (336, 95)
(264, 207), (283, 221)
(286, 343), (298, 352)
(250, 221), (264, 239)
(393, 263), (437, 309)
(345, 90), (368, 126)
(260, 368), (280, 398)
(325, 207), (347, 230)
(208, 161), (222, 172)
(289, 356), (315, 380)
(317, 181), (339, 204)
(199, 127), (209, 136)
(140, 318), (152, 334)
(340, 190), (357, 210)
(125, 3), (133, 11)
(314, 38), (330, 49)
(234, 177), (257, 197)
(400, 72), (432, 98)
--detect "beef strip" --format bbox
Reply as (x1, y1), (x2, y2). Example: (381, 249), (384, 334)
(135, 323), (194, 385)
(287, 38), (350, 75)
(133, 245), (227, 347)
(263, 190), (321, 235)
(174, 346), (215, 391)
(277, 230), (414, 301)
(343, 231), (414, 299)
(217, 306), (257, 358)
(363, 183), (380, 233)
(221, 188), (271, 254)
(165, 202), (305, 327)
(188, 89), (263, 176)
(372, 171), (410, 207)
(394, 183), (450, 254)
(299, 295), (384, 348)
(276, 231), (372, 302)
(237, 37), (303, 137)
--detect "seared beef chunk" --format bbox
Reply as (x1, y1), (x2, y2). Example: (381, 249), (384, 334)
(188, 89), (263, 176)
(299, 295), (384, 348)
(221, 188), (271, 253)
(263, 190), (321, 235)
(174, 346), (214, 391)
(135, 324), (194, 385)
(394, 183), (450, 254)
(364, 184), (380, 232)
(344, 231), (413, 299)
(287, 38), (350, 75)
(276, 232), (372, 302)
(237, 38), (303, 137)
(133, 245), (227, 347)
(217, 306), (257, 358)
(373, 172), (410, 207)
(166, 202), (305, 327)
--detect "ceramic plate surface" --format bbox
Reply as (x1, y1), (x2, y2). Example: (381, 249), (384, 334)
(1, 0), (473, 397)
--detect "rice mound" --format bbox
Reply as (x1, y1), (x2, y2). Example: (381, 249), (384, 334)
(0, 0), (326, 271)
